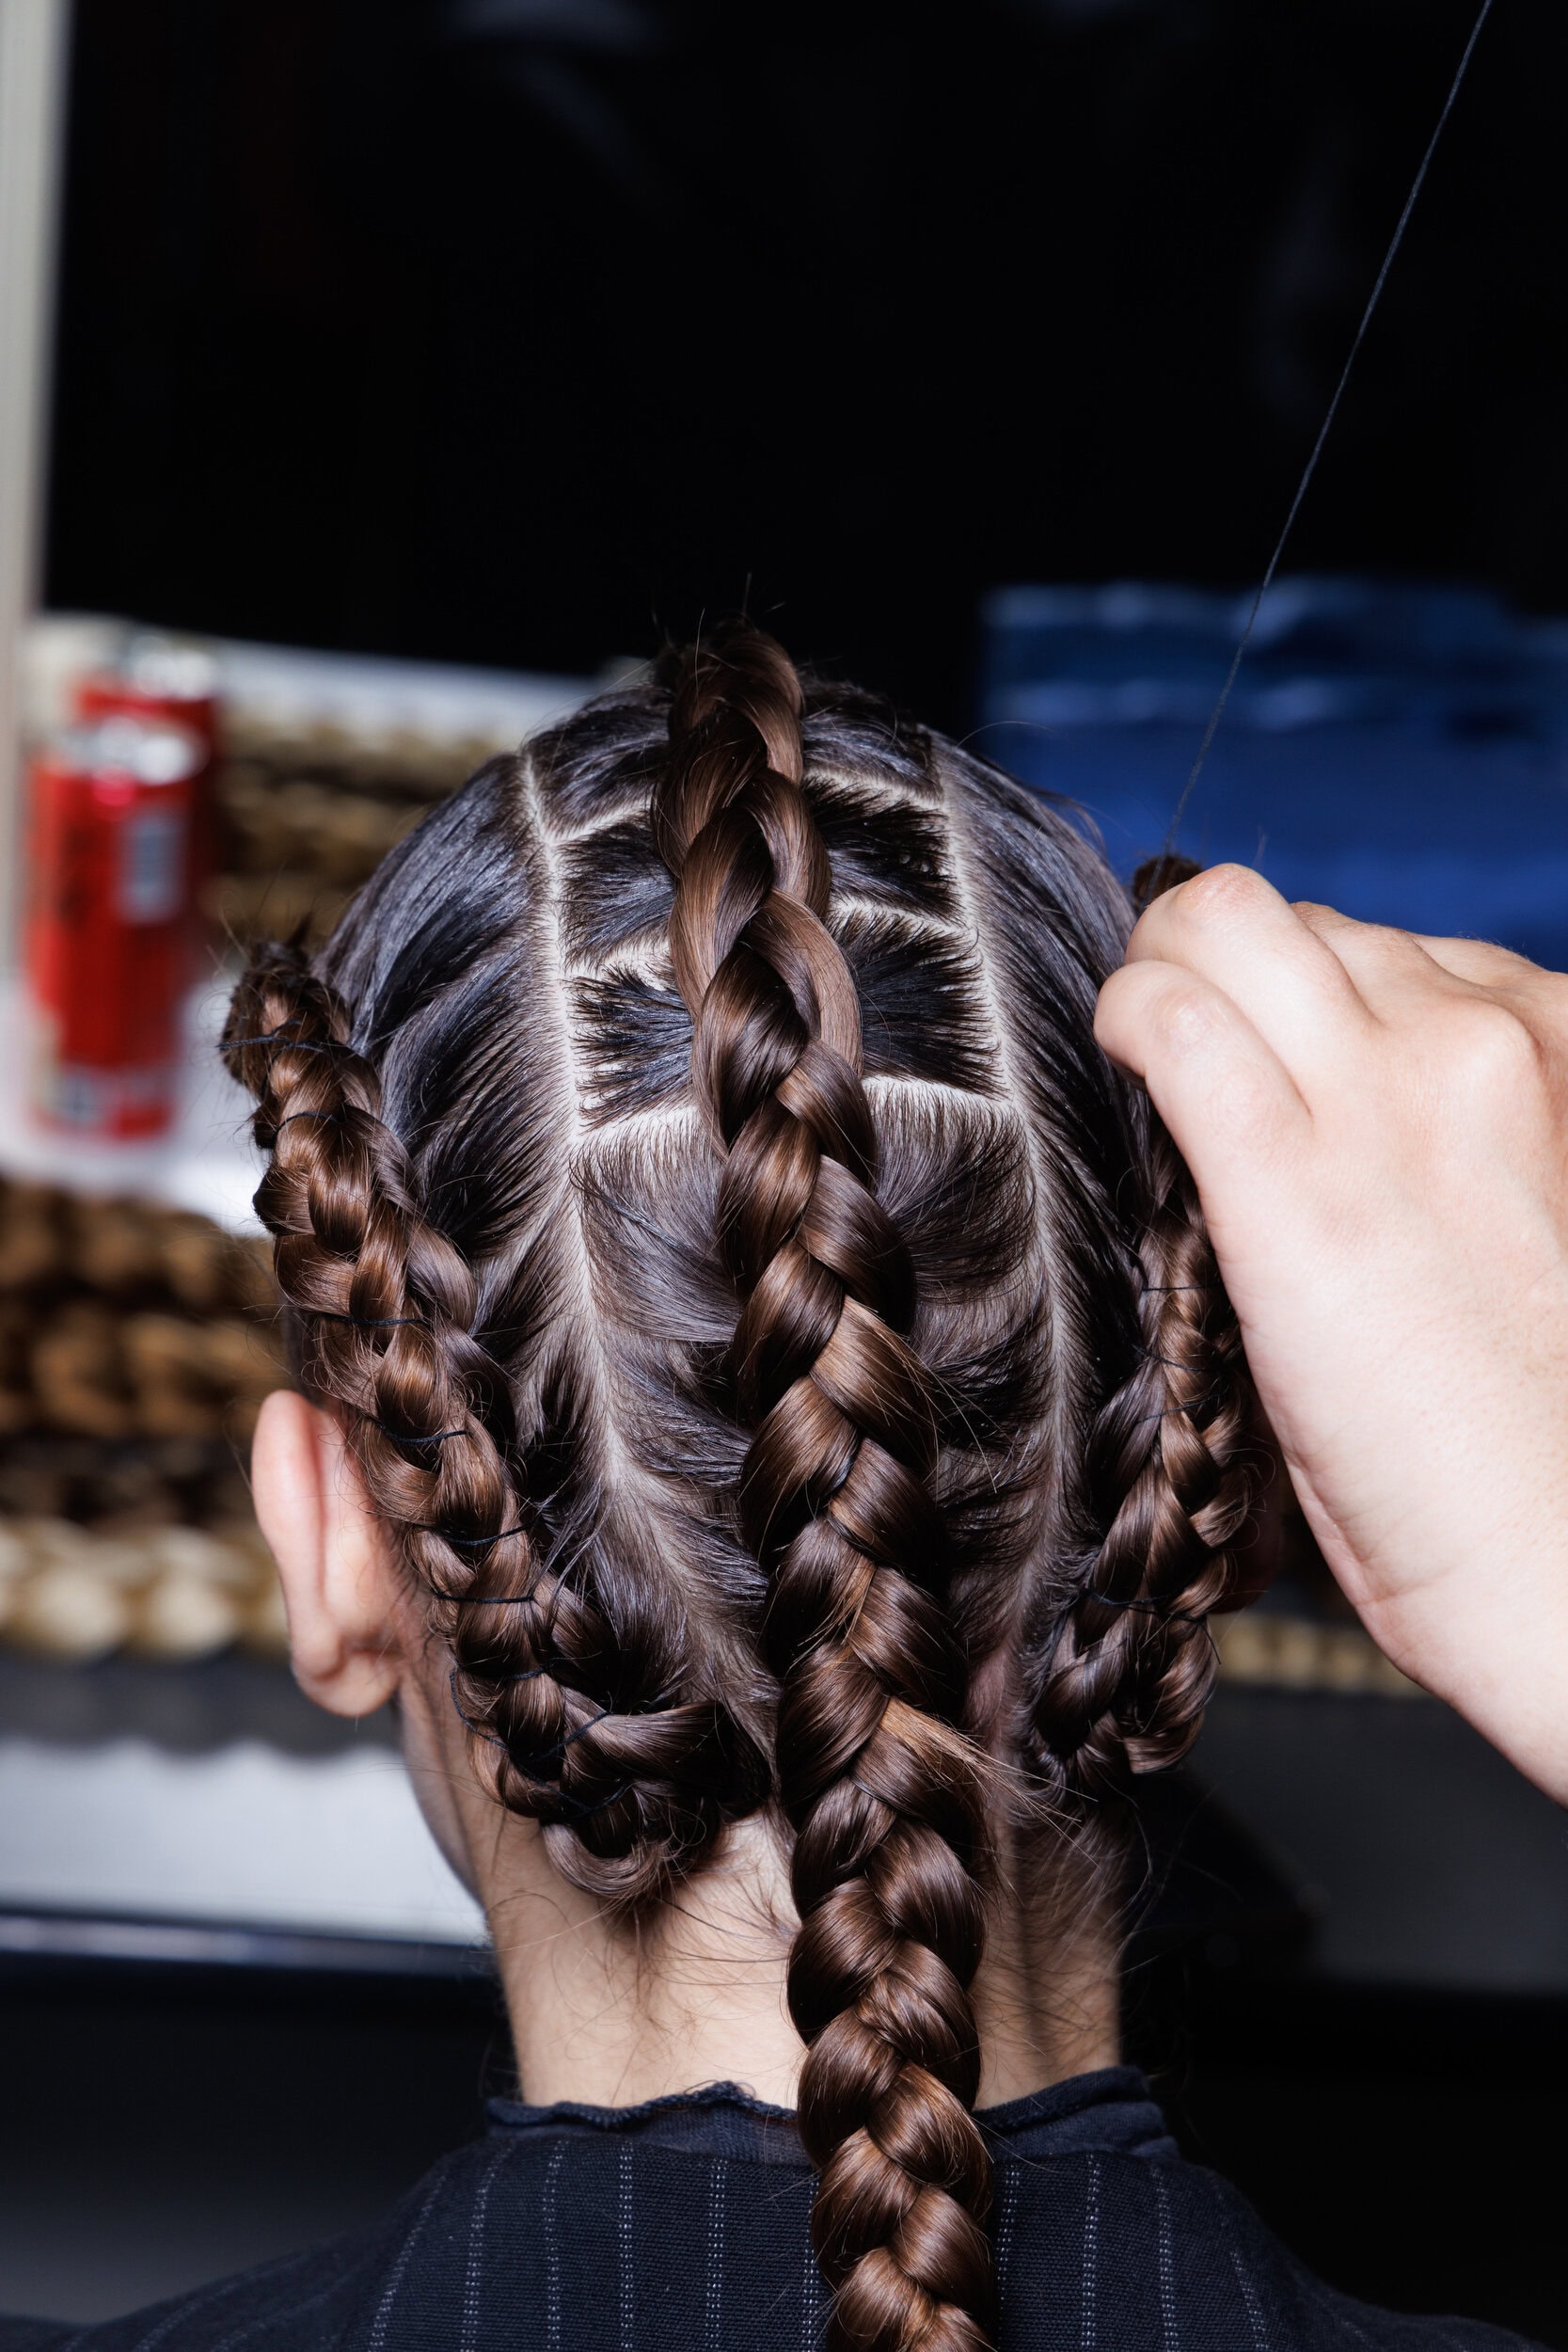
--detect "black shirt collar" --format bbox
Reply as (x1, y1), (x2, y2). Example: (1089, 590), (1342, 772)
(486, 2065), (1176, 2169)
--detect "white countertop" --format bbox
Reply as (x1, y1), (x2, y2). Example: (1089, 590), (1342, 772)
(0, 1731), (484, 1950)
(0, 968), (263, 1232)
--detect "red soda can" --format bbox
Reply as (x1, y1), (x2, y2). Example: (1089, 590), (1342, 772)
(76, 634), (219, 750)
(26, 716), (204, 1140)
(75, 635), (220, 939)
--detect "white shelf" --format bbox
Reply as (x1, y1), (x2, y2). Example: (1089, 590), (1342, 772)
(0, 969), (263, 1232)
(211, 636), (592, 745)
(0, 1731), (485, 1948)
(24, 614), (595, 749)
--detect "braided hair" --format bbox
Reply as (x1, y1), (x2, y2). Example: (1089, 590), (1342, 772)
(223, 630), (1261, 2352)
(225, 823), (768, 1899)
(650, 632), (994, 2350)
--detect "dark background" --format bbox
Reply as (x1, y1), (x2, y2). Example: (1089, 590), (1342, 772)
(44, 0), (1568, 730)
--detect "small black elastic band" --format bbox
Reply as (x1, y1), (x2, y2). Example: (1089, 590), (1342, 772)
(491, 1706), (615, 1772)
(558, 1707), (613, 1755)
(1129, 1398), (1214, 1427)
(451, 1585), (544, 1608)
(447, 1674), (631, 1821)
(373, 1422), (467, 1445)
(441, 1524), (528, 1549)
(449, 1671), (527, 1759)
(273, 1109), (344, 1131)
(1080, 1588), (1205, 1629)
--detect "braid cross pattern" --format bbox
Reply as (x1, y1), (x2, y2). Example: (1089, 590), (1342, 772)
(652, 630), (997, 2352)
(223, 946), (756, 1888)
(1031, 1131), (1259, 1802)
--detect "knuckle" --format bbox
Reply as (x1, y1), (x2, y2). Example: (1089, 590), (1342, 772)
(1359, 918), (1417, 960)
(1148, 976), (1230, 1060)
(1449, 997), (1542, 1095)
(1170, 862), (1271, 932)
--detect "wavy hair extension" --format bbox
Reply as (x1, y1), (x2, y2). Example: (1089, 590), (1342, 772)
(223, 631), (1260, 2352)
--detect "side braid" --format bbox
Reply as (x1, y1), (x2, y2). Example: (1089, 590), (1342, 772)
(651, 631), (996, 2352)
(1027, 1125), (1260, 1807)
(223, 941), (763, 1894)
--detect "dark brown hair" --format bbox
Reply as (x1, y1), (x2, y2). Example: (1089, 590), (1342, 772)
(224, 628), (1259, 2352)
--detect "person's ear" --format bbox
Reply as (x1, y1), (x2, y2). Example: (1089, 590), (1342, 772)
(251, 1390), (406, 1718)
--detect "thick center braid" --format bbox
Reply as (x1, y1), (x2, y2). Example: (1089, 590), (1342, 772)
(223, 944), (761, 1892)
(1029, 1128), (1259, 1802)
(652, 630), (997, 2352)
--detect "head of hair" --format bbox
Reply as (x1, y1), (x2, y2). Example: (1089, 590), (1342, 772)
(224, 626), (1261, 2352)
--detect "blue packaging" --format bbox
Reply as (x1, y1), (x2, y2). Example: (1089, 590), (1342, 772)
(977, 577), (1568, 968)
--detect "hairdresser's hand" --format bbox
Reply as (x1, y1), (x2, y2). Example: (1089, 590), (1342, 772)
(1096, 866), (1568, 1804)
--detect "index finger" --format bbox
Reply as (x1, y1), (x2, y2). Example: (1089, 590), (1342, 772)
(1126, 865), (1372, 1080)
(1095, 955), (1311, 1207)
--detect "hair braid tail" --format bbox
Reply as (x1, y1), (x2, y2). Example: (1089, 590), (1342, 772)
(1029, 1125), (1261, 1806)
(652, 629), (997, 2352)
